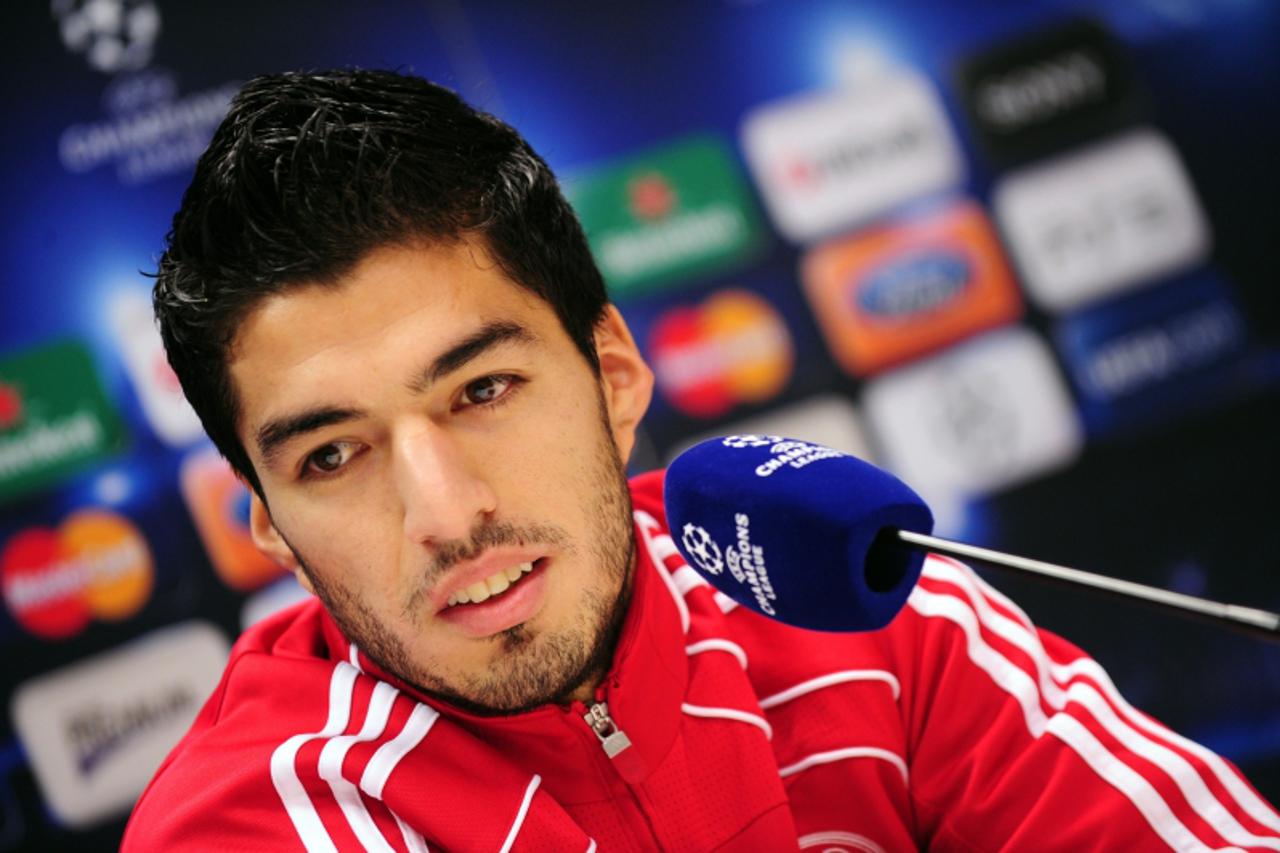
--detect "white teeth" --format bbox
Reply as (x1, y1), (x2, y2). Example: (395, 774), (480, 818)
(445, 560), (539, 608)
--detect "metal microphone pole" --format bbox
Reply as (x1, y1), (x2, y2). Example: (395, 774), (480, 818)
(887, 529), (1280, 642)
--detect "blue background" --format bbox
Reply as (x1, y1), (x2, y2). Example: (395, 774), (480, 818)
(1, 0), (1277, 848)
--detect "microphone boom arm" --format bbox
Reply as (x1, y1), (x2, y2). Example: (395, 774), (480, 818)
(891, 529), (1280, 642)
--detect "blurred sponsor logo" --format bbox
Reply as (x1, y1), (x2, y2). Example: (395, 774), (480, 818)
(109, 288), (204, 446)
(52, 0), (160, 74)
(801, 200), (1022, 376)
(994, 129), (1209, 312)
(56, 67), (238, 186)
(0, 340), (123, 504)
(1056, 273), (1248, 427)
(957, 19), (1138, 164)
(570, 135), (765, 296)
(649, 290), (793, 418)
(11, 621), (228, 827)
(863, 327), (1082, 501)
(180, 446), (284, 591)
(741, 70), (964, 242)
(1, 509), (152, 639)
(667, 394), (872, 465)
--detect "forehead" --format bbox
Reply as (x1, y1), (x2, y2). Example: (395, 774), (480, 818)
(226, 240), (558, 426)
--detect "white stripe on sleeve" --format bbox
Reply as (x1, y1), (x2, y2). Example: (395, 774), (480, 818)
(947, 557), (1280, 836)
(317, 680), (400, 853)
(909, 570), (1267, 851)
(779, 746), (908, 785)
(759, 669), (901, 709)
(498, 774), (541, 853)
(685, 638), (749, 671)
(360, 703), (440, 800)
(681, 702), (773, 740)
(269, 661), (359, 853)
(635, 510), (691, 633)
(394, 812), (430, 853)
(925, 558), (1280, 848)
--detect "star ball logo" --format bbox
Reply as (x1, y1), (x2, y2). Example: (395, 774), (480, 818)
(2, 510), (153, 639)
(649, 290), (794, 418)
(51, 0), (161, 75)
(721, 434), (781, 449)
(680, 523), (723, 575)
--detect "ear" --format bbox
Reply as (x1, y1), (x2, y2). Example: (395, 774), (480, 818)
(593, 304), (653, 464)
(248, 493), (314, 595)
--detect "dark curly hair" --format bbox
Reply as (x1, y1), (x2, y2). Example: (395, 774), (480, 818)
(154, 69), (607, 496)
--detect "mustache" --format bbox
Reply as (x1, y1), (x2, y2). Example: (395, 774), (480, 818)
(429, 519), (571, 575)
(402, 518), (573, 618)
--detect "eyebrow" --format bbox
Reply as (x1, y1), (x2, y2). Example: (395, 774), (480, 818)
(253, 319), (537, 468)
(406, 320), (536, 393)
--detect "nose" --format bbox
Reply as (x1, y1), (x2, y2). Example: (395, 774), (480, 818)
(393, 420), (497, 545)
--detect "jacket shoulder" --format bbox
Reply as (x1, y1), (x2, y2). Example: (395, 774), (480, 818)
(122, 600), (340, 851)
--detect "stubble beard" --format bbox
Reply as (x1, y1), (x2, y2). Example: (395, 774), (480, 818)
(288, 414), (636, 716)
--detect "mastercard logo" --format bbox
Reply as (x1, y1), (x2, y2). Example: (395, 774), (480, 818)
(1, 510), (153, 639)
(649, 289), (794, 418)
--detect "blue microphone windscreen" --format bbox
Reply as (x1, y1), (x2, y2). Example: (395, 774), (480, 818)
(664, 435), (933, 632)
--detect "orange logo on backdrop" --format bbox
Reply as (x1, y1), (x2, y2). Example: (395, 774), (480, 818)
(180, 447), (285, 591)
(801, 200), (1022, 376)
(1, 510), (153, 639)
(649, 289), (794, 418)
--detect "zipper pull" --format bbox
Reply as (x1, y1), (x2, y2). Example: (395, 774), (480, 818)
(583, 701), (632, 758)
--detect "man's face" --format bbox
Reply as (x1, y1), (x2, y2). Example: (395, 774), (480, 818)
(231, 238), (652, 713)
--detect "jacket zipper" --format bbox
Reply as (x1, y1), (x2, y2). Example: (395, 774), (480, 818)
(582, 700), (633, 758)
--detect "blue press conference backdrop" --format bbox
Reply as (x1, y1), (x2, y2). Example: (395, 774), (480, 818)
(1, 0), (1278, 848)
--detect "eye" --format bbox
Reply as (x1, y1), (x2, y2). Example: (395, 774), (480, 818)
(302, 441), (360, 477)
(461, 374), (518, 407)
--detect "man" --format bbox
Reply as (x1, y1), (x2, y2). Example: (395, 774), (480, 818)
(123, 69), (1278, 851)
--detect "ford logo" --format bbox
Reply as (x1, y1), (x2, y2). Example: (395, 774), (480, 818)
(855, 253), (971, 317)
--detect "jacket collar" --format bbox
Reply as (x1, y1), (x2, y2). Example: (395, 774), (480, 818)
(317, 510), (690, 803)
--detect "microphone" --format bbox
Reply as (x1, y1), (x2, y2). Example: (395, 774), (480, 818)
(663, 434), (933, 632)
(664, 435), (1280, 640)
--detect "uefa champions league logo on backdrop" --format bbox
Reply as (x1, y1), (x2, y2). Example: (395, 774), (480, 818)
(52, 0), (161, 74)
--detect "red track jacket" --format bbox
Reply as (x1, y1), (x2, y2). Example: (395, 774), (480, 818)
(123, 471), (1280, 851)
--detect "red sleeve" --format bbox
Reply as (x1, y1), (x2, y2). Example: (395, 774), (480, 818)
(901, 555), (1280, 851)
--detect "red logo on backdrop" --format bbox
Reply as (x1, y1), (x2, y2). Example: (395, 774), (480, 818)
(627, 173), (677, 221)
(784, 157), (818, 189)
(0, 382), (22, 429)
(648, 289), (793, 418)
(1, 510), (153, 639)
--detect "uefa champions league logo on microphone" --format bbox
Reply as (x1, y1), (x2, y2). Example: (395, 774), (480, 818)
(680, 523), (724, 575)
(717, 434), (847, 477)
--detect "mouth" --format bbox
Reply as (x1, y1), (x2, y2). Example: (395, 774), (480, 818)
(436, 557), (551, 638)
(444, 559), (538, 608)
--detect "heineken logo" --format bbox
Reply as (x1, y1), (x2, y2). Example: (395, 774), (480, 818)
(0, 340), (124, 504)
(570, 134), (765, 297)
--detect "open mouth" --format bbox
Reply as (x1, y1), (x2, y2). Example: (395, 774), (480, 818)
(444, 558), (542, 608)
